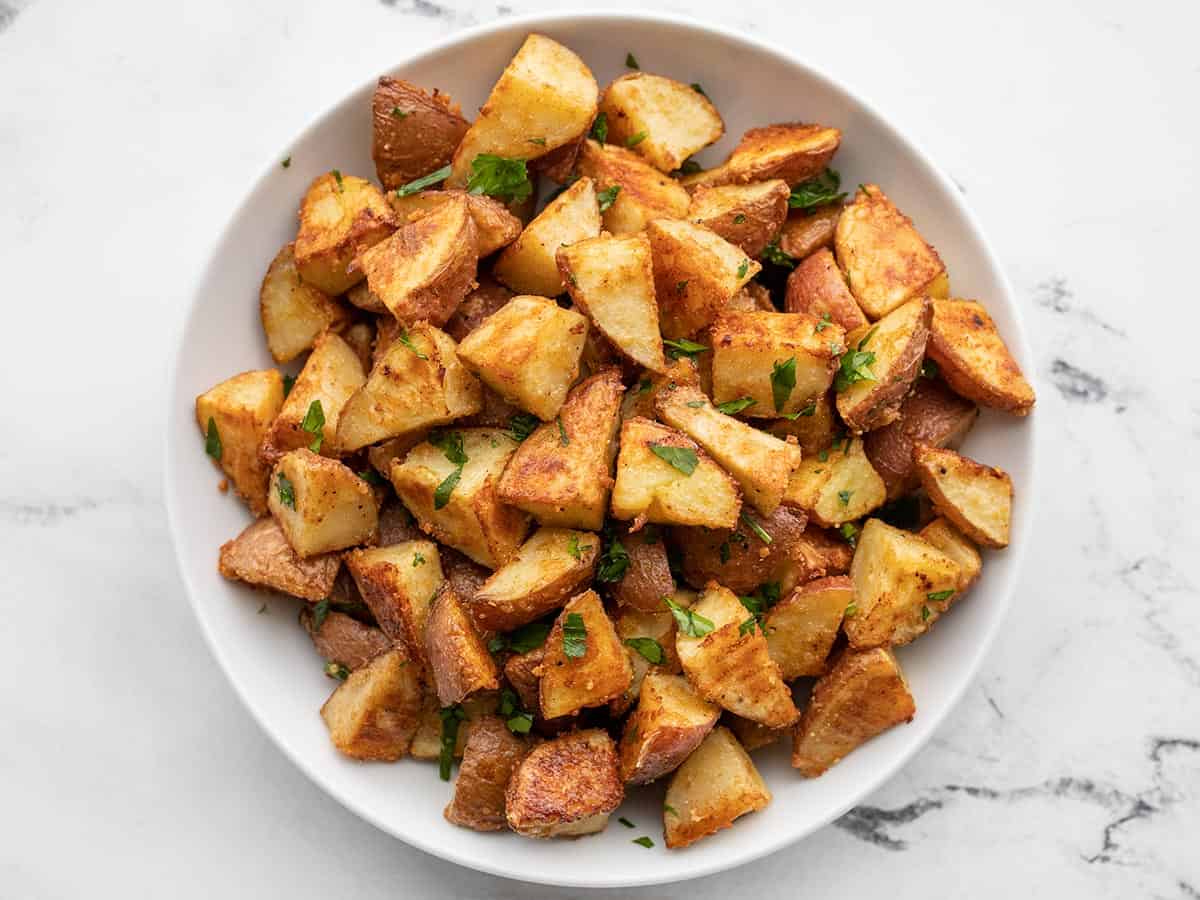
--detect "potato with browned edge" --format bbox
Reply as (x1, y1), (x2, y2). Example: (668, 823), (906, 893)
(919, 517), (982, 591)
(836, 297), (932, 433)
(294, 171), (396, 295)
(913, 444), (1013, 548)
(687, 180), (789, 257)
(577, 139), (691, 236)
(664, 726), (771, 848)
(197, 369), (284, 516)
(444, 715), (527, 832)
(619, 672), (719, 784)
(765, 391), (839, 457)
(425, 585), (501, 706)
(268, 449), (379, 558)
(320, 647), (423, 761)
(345, 540), (444, 661)
(388, 190), (522, 258)
(784, 246), (868, 333)
(372, 78), (469, 190)
(778, 203), (841, 261)
(599, 72), (724, 173)
(443, 277), (514, 343)
(301, 607), (391, 672)
(609, 602), (681, 716)
(672, 506), (808, 595)
(681, 122), (841, 190)
(764, 575), (851, 679)
(926, 299), (1036, 415)
(505, 728), (623, 838)
(783, 436), (886, 526)
(259, 243), (350, 364)
(219, 516), (340, 601)
(607, 524), (675, 612)
(537, 590), (632, 719)
(493, 177), (601, 298)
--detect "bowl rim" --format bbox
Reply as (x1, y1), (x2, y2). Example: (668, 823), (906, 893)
(164, 8), (1038, 888)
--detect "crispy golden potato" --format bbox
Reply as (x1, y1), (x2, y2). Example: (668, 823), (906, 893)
(558, 232), (667, 373)
(493, 177), (601, 297)
(724, 713), (787, 751)
(368, 435), (430, 488)
(301, 607), (391, 671)
(784, 247), (868, 333)
(778, 202), (841, 260)
(456, 295), (589, 421)
(320, 647), (423, 761)
(620, 357), (703, 420)
(836, 297), (932, 433)
(663, 726), (771, 848)
(444, 715), (527, 831)
(267, 450), (378, 557)
(196, 369), (284, 516)
(218, 516), (340, 601)
(294, 171), (396, 295)
(926, 299), (1035, 415)
(792, 647), (915, 777)
(844, 518), (961, 648)
(470, 527), (599, 631)
(505, 728), (623, 838)
(619, 672), (719, 785)
(496, 369), (624, 530)
(919, 517), (982, 591)
(834, 183), (948, 320)
(673, 506), (808, 595)
(609, 525), (675, 612)
(387, 190), (522, 258)
(443, 276), (513, 342)
(765, 391), (838, 456)
(598, 72), (724, 173)
(783, 436), (886, 526)
(259, 243), (350, 364)
(576, 139), (691, 236)
(611, 417), (742, 530)
(681, 123), (841, 190)
(610, 604), (681, 715)
(764, 575), (851, 679)
(336, 323), (481, 452)
(687, 180), (789, 257)
(913, 444), (1013, 548)
(390, 428), (529, 568)
(425, 585), (501, 705)
(728, 280), (776, 312)
(346, 280), (388, 314)
(372, 78), (469, 191)
(863, 377), (978, 499)
(345, 540), (444, 660)
(793, 525), (854, 580)
(646, 218), (760, 339)
(676, 584), (798, 727)
(537, 590), (632, 719)
(447, 34), (599, 187)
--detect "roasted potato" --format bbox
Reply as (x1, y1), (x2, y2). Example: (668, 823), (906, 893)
(784, 246), (868, 333)
(505, 728), (623, 838)
(764, 575), (851, 679)
(727, 280), (776, 312)
(425, 585), (501, 705)
(835, 297), (932, 433)
(410, 690), (500, 761)
(537, 590), (632, 719)
(196, 369), (284, 515)
(765, 391), (838, 456)
(218, 516), (340, 601)
(778, 202), (841, 260)
(913, 444), (1013, 548)
(372, 77), (469, 191)
(926, 299), (1036, 415)
(673, 506), (808, 595)
(259, 243), (350, 363)
(268, 449), (379, 557)
(576, 138), (691, 236)
(663, 726), (771, 848)
(724, 713), (788, 752)
(681, 123), (841, 190)
(345, 540), (444, 658)
(340, 320), (375, 372)
(504, 644), (545, 713)
(443, 276), (514, 342)
(301, 607), (391, 671)
(444, 715), (527, 832)
(620, 357), (703, 421)
(608, 524), (675, 612)
(388, 189), (522, 258)
(598, 72), (724, 173)
(610, 603), (681, 715)
(783, 436), (886, 526)
(687, 180), (789, 257)
(492, 177), (601, 297)
(793, 525), (855, 581)
(529, 133), (585, 183)
(320, 647), (423, 761)
(368, 436), (431, 488)
(294, 171), (396, 295)
(619, 672), (719, 784)
(919, 517), (982, 591)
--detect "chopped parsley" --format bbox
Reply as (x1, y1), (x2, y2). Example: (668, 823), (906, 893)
(740, 511), (773, 545)
(761, 239), (796, 268)
(815, 312), (833, 333)
(590, 111), (609, 143)
(204, 417), (222, 461)
(619, 816), (636, 828)
(921, 605), (932, 622)
(632, 836), (655, 848)
(395, 163), (451, 197)
(527, 136), (547, 146)
(839, 522), (859, 547)
(782, 400), (816, 420)
(562, 612), (588, 659)
(490, 622), (552, 656)
(624, 637), (665, 665)
(649, 443), (698, 475)
(673, 158), (702, 176)
(597, 184), (621, 212)
(675, 280), (689, 294)
(597, 538), (630, 582)
(739, 581), (781, 633)
(282, 373), (296, 397)
(835, 329), (878, 393)
(921, 358), (940, 379)
(788, 169), (845, 210)
(838, 489), (853, 506)
(391, 106), (408, 119)
(733, 213), (747, 224)
(666, 597), (714, 638)
(300, 400), (325, 452)
(398, 329), (428, 360)
(771, 357), (797, 411)
(717, 396), (756, 415)
(331, 169), (344, 192)
(412, 552), (426, 567)
(281, 156), (291, 169)
(324, 661), (350, 680)
(429, 430), (467, 510)
(625, 52), (640, 69)
(311, 598), (331, 630)
(557, 417), (569, 446)
(499, 688), (534, 734)
(276, 473), (295, 509)
(663, 338), (708, 360)
(691, 82), (707, 97)
(664, 804), (679, 817)
(686, 400), (706, 408)
(736, 259), (749, 279)
(927, 589), (955, 602)
(625, 131), (648, 148)
(738, 615), (760, 636)
(505, 413), (541, 443)
(358, 469), (386, 486)
(637, 377), (652, 394)
(438, 705), (465, 780)
(844, 601), (859, 617)
(567, 535), (591, 560)
(466, 154), (532, 204)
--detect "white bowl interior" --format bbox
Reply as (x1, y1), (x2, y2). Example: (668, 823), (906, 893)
(165, 11), (1037, 889)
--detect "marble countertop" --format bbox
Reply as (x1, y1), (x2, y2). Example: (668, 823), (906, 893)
(2, 0), (1197, 896)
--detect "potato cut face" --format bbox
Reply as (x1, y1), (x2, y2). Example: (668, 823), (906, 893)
(663, 726), (771, 848)
(196, 368), (284, 516)
(619, 672), (719, 784)
(919, 517), (982, 591)
(389, 428), (529, 568)
(493, 177), (601, 297)
(456, 295), (588, 421)
(372, 77), (469, 191)
(320, 647), (423, 761)
(725, 714), (788, 752)
(927, 299), (1035, 414)
(611, 417), (742, 530)
(784, 246), (868, 333)
(913, 444), (1013, 548)
(766, 391), (838, 457)
(656, 382), (801, 516)
(259, 243), (350, 364)
(346, 540), (444, 660)
(577, 139), (691, 236)
(295, 171), (396, 295)
(681, 122), (841, 190)
(444, 715), (527, 832)
(844, 518), (962, 648)
(447, 34), (599, 187)
(470, 527), (599, 631)
(609, 524), (676, 613)
(558, 232), (667, 373)
(710, 309), (842, 418)
(764, 575), (851, 679)
(388, 190), (521, 258)
(425, 585), (501, 705)
(687, 180), (789, 257)
(778, 202), (841, 261)
(783, 436), (886, 526)
(792, 647), (915, 777)
(537, 590), (633, 719)
(505, 728), (623, 838)
(599, 72), (725, 173)
(673, 505), (808, 595)
(496, 369), (624, 529)
(336, 324), (482, 452)
(835, 183), (948, 320)
(610, 605), (681, 715)
(268, 449), (379, 558)
(218, 516), (340, 601)
(302, 608), (391, 671)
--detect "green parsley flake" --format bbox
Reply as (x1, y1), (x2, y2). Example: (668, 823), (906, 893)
(788, 169), (845, 210)
(666, 597), (714, 638)
(311, 598), (331, 630)
(412, 553), (425, 567)
(733, 213), (747, 224)
(716, 396), (756, 415)
(332, 169), (344, 192)
(357, 469), (386, 486)
(590, 112), (609, 143)
(324, 661), (350, 681)
(281, 156), (291, 169)
(625, 131), (648, 148)
(927, 589), (955, 602)
(466, 154), (532, 204)
(839, 522), (859, 547)
(625, 52), (640, 69)
(691, 82), (707, 96)
(835, 331), (878, 393)
(921, 605), (932, 622)
(562, 612), (588, 659)
(567, 535), (591, 560)
(816, 312), (833, 333)
(276, 473), (295, 509)
(438, 705), (466, 780)
(391, 106), (408, 119)
(921, 358), (940, 379)
(838, 489), (853, 506)
(619, 816), (636, 828)
(395, 163), (451, 197)
(505, 413), (540, 442)
(433, 468), (461, 510)
(844, 601), (858, 617)
(527, 136), (547, 146)
(597, 184), (621, 212)
(771, 357), (797, 411)
(664, 804), (679, 817)
(301, 400), (325, 452)
(740, 511), (773, 544)
(663, 338), (708, 360)
(686, 400), (706, 408)
(597, 538), (630, 582)
(557, 417), (569, 446)
(761, 239), (796, 269)
(398, 330), (428, 360)
(624, 637), (664, 665)
(632, 836), (654, 848)
(282, 373), (296, 397)
(736, 259), (749, 279)
(204, 417), (222, 461)
(649, 443), (698, 475)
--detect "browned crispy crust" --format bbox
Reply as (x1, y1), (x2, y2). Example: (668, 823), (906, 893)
(443, 277), (514, 343)
(610, 525), (675, 612)
(778, 203), (841, 260)
(424, 586), (500, 705)
(301, 609), (391, 671)
(218, 517), (340, 601)
(444, 715), (528, 831)
(372, 78), (469, 190)
(505, 729), (623, 837)
(926, 299), (1036, 415)
(672, 506), (808, 595)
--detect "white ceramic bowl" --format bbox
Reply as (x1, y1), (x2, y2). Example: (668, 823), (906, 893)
(165, 10), (1037, 888)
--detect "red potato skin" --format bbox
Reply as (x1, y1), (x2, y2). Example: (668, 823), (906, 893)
(671, 507), (808, 595)
(785, 247), (868, 332)
(372, 78), (469, 190)
(610, 526), (675, 612)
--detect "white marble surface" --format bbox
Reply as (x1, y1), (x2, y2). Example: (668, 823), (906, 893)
(2, 0), (1198, 896)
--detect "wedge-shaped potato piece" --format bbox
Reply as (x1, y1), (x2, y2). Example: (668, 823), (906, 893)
(218, 516), (340, 601)
(783, 436), (885, 526)
(836, 297), (932, 433)
(493, 177), (601, 297)
(558, 232), (666, 373)
(496, 369), (623, 529)
(834, 183), (948, 320)
(620, 357), (703, 421)
(673, 506), (808, 595)
(302, 607), (390, 671)
(778, 202), (841, 260)
(610, 604), (681, 715)
(470, 527), (599, 631)
(447, 34), (598, 187)
(764, 576), (850, 679)
(765, 391), (838, 456)
(267, 450), (378, 557)
(505, 728), (623, 838)
(196, 369), (284, 515)
(913, 444), (1013, 548)
(844, 518), (961, 648)
(710, 309), (842, 418)
(353, 193), (477, 327)
(919, 517), (982, 591)
(320, 647), (422, 761)
(336, 323), (482, 452)
(456, 296), (588, 421)
(664, 726), (770, 848)
(676, 584), (798, 727)
(927, 299), (1035, 414)
(609, 524), (675, 612)
(529, 133), (585, 183)
(784, 246), (868, 333)
(503, 644), (545, 712)
(647, 218), (760, 339)
(346, 540), (444, 660)
(656, 382), (801, 516)
(792, 647), (915, 777)
(390, 428), (529, 568)
(598, 72), (724, 173)
(367, 435), (431, 487)
(425, 585), (501, 705)
(577, 139), (690, 236)
(444, 715), (527, 832)
(388, 190), (521, 258)
(259, 243), (350, 363)
(372, 77), (469, 191)
(295, 171), (396, 294)
(611, 417), (742, 530)
(537, 590), (632, 719)
(619, 672), (719, 785)
(443, 277), (513, 342)
(688, 180), (789, 257)
(681, 123), (841, 190)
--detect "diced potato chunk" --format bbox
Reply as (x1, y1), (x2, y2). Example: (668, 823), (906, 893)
(725, 714), (788, 751)
(764, 575), (851, 679)
(765, 391), (839, 457)
(610, 604), (681, 715)
(443, 277), (514, 342)
(301, 607), (391, 671)
(913, 444), (1013, 548)
(196, 369), (284, 515)
(598, 72), (724, 173)
(681, 123), (841, 190)
(259, 243), (350, 363)
(505, 729), (623, 838)
(609, 525), (676, 612)
(425, 585), (501, 705)
(784, 247), (868, 333)
(410, 691), (499, 761)
(372, 77), (469, 191)
(674, 506), (809, 595)
(294, 171), (396, 294)
(577, 139), (690, 236)
(926, 299), (1036, 415)
(835, 297), (931, 433)
(388, 190), (522, 258)
(320, 647), (422, 761)
(663, 726), (771, 848)
(919, 517), (982, 591)
(778, 203), (841, 260)
(444, 716), (527, 832)
(687, 180), (789, 257)
(493, 177), (601, 297)
(267, 450), (378, 557)
(345, 540), (444, 661)
(783, 436), (886, 526)
(537, 590), (632, 719)
(218, 516), (340, 601)
(619, 672), (719, 784)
